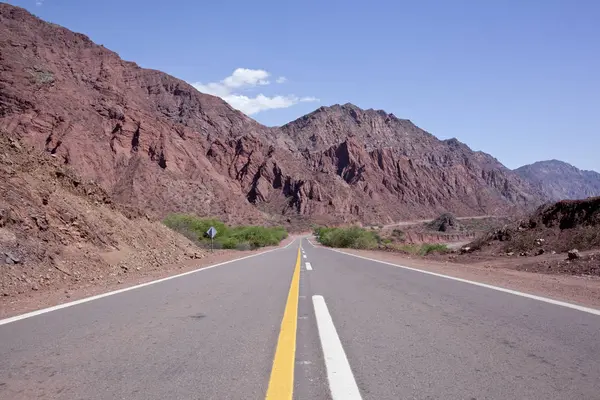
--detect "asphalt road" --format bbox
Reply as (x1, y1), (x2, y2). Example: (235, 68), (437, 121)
(1, 238), (599, 399)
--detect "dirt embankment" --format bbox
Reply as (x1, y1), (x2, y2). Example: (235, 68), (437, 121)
(2, 234), (298, 319)
(0, 134), (300, 318)
(377, 214), (508, 247)
(457, 197), (600, 277)
(468, 198), (600, 253)
(0, 135), (204, 315)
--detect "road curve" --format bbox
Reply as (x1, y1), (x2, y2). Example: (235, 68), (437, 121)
(1, 237), (599, 399)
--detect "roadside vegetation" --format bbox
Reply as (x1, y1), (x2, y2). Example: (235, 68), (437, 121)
(313, 226), (449, 255)
(163, 214), (288, 250)
(314, 226), (380, 249)
(390, 243), (449, 256)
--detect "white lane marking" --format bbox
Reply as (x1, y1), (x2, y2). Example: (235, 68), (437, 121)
(327, 248), (600, 316)
(282, 238), (297, 249)
(303, 254), (307, 259)
(313, 295), (362, 400)
(0, 239), (298, 326)
(305, 262), (313, 271)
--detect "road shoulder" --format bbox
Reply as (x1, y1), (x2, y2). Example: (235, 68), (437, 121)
(331, 248), (600, 309)
(0, 236), (298, 319)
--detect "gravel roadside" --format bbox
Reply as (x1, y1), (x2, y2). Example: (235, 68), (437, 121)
(0, 235), (298, 319)
(334, 247), (600, 309)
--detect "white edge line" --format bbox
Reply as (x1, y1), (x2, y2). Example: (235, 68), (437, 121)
(324, 247), (600, 316)
(282, 238), (296, 249)
(305, 262), (313, 271)
(313, 295), (362, 400)
(0, 238), (298, 326)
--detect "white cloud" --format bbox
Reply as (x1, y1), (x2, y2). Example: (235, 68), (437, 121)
(191, 68), (318, 115)
(226, 94), (305, 115)
(222, 68), (270, 88)
(36, 0), (44, 5)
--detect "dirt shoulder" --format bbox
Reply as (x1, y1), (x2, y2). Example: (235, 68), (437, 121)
(336, 248), (600, 310)
(0, 235), (298, 319)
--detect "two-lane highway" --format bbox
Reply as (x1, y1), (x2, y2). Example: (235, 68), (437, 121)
(299, 240), (600, 399)
(0, 243), (299, 400)
(1, 237), (599, 399)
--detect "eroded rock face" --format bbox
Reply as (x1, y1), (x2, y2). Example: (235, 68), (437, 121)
(529, 197), (600, 230)
(0, 4), (544, 225)
(0, 4), (273, 224)
(282, 104), (543, 221)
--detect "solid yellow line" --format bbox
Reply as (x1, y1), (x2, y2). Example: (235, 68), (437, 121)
(265, 246), (301, 400)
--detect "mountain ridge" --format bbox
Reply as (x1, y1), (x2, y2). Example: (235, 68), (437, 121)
(515, 160), (600, 201)
(1, 3), (585, 227)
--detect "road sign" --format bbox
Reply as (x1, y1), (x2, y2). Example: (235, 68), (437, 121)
(206, 227), (217, 239)
(206, 226), (217, 252)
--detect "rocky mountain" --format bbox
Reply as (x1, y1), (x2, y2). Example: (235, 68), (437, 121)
(1, 4), (546, 226)
(515, 160), (600, 201)
(280, 104), (541, 219)
(0, 3), (276, 224)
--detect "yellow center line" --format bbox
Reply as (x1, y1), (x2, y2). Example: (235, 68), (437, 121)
(265, 246), (301, 400)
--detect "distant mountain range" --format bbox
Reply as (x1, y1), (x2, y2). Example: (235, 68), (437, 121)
(1, 3), (598, 228)
(514, 160), (600, 202)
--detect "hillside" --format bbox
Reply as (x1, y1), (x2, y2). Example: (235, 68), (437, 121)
(0, 133), (200, 298)
(281, 104), (542, 219)
(515, 160), (600, 201)
(465, 196), (600, 269)
(0, 3), (545, 225)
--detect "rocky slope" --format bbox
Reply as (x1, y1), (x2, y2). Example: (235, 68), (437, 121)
(0, 133), (201, 298)
(466, 196), (600, 256)
(1, 4), (546, 225)
(281, 104), (542, 220)
(515, 160), (600, 201)
(0, 3), (275, 224)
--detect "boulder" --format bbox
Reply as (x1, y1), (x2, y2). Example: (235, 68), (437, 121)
(4, 252), (20, 264)
(567, 249), (581, 260)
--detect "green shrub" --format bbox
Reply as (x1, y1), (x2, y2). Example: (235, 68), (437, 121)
(26, 67), (55, 85)
(391, 229), (406, 242)
(388, 243), (448, 255)
(163, 215), (227, 238)
(228, 225), (287, 248)
(163, 214), (288, 250)
(220, 237), (239, 249)
(315, 226), (379, 249)
(313, 225), (449, 255)
(419, 243), (449, 255)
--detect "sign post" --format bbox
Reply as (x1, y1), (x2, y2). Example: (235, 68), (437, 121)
(206, 226), (217, 252)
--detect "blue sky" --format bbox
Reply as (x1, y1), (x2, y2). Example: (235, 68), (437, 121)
(7, 0), (600, 171)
